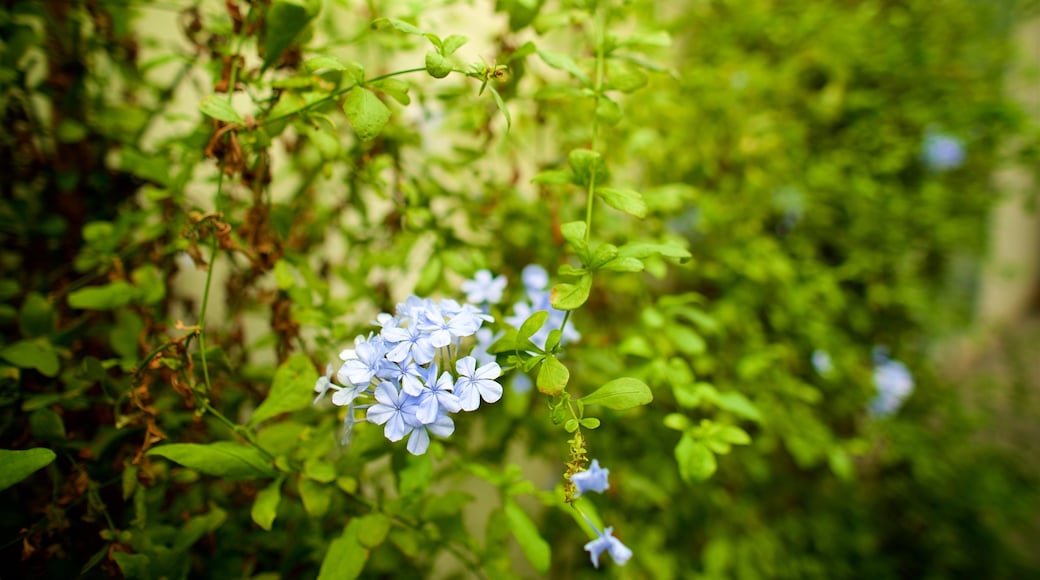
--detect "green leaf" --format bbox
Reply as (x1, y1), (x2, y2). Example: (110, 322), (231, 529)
(504, 500), (551, 574)
(442, 34), (468, 55)
(29, 408), (66, 440)
(568, 149), (608, 188)
(597, 187), (648, 218)
(531, 169), (572, 185)
(371, 17), (422, 35)
(299, 477), (332, 516)
(19, 292), (55, 337)
(251, 477), (283, 531)
(113, 552), (151, 580)
(0, 448), (56, 492)
(148, 442), (277, 479)
(250, 353), (319, 426)
(601, 256), (645, 272)
(0, 340), (59, 377)
(355, 513), (391, 548)
(199, 95), (244, 124)
(590, 243), (619, 269)
(560, 221), (589, 258)
(580, 377), (653, 410)
(619, 241), (692, 261)
(605, 59), (648, 92)
(518, 310), (549, 342)
(374, 78), (411, 105)
(717, 391), (763, 422)
(716, 424), (751, 445)
(67, 281), (138, 310)
(263, 0), (320, 70)
(536, 355), (570, 395)
(537, 49), (590, 85)
(675, 434), (716, 482)
(550, 273), (592, 311)
(580, 417), (600, 429)
(487, 85), (511, 131)
(343, 88), (391, 141)
(305, 55), (350, 71)
(425, 51), (453, 78)
(318, 518), (370, 580)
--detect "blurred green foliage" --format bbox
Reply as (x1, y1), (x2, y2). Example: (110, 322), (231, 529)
(1, 0), (1038, 578)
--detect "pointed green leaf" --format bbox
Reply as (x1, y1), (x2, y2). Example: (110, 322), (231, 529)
(618, 241), (692, 260)
(371, 17), (422, 35)
(442, 34), (468, 55)
(560, 221), (588, 257)
(487, 85), (511, 131)
(251, 477), (283, 531)
(344, 88), (391, 141)
(356, 513), (391, 548)
(299, 477), (332, 516)
(504, 500), (551, 574)
(250, 353), (318, 426)
(305, 55), (350, 72)
(568, 149), (608, 188)
(550, 273), (592, 311)
(68, 281), (138, 310)
(148, 442), (277, 479)
(199, 95), (244, 124)
(580, 377), (653, 410)
(518, 310), (549, 342)
(0, 448), (56, 492)
(597, 187), (648, 218)
(536, 355), (570, 395)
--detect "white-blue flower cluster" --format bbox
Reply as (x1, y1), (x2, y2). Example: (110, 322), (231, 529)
(315, 295), (503, 455)
(870, 348), (914, 416)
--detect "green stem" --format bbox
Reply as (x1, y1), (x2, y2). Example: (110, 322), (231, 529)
(258, 67), (427, 129)
(583, 2), (608, 244)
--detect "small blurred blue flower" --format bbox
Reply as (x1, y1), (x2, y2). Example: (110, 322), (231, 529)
(923, 133), (965, 171)
(812, 350), (834, 376)
(870, 353), (914, 416)
(571, 459), (610, 496)
(461, 269), (508, 305)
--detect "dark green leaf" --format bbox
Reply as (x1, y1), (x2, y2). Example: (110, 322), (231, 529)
(68, 281), (138, 310)
(263, 0), (320, 70)
(19, 292), (55, 337)
(580, 377), (653, 410)
(0, 340), (59, 377)
(0, 448), (56, 492)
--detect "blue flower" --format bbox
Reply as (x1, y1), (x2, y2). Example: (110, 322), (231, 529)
(414, 365), (462, 424)
(403, 411), (454, 455)
(454, 356), (503, 411)
(811, 350), (834, 376)
(366, 381), (415, 442)
(337, 336), (387, 386)
(461, 269), (507, 304)
(571, 459), (610, 496)
(584, 525), (632, 568)
(923, 132), (965, 171)
(382, 323), (436, 366)
(871, 357), (914, 416)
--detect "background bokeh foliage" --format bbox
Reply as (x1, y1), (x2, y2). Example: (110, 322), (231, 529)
(1, 0), (1039, 578)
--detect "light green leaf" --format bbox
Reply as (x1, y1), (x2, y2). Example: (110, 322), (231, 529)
(518, 311), (549, 342)
(536, 355), (570, 395)
(0, 340), (59, 377)
(550, 273), (592, 311)
(560, 221), (588, 258)
(305, 55), (349, 71)
(568, 149), (607, 188)
(250, 353), (319, 426)
(148, 442), (277, 479)
(371, 17), (422, 35)
(0, 448), (56, 492)
(580, 377), (653, 410)
(487, 85), (511, 131)
(318, 518), (370, 580)
(425, 51), (452, 78)
(597, 186), (648, 218)
(537, 49), (590, 85)
(504, 500), (551, 574)
(355, 513), (391, 549)
(251, 477), (283, 531)
(343, 88), (391, 141)
(601, 256), (645, 272)
(675, 434), (716, 482)
(442, 34), (468, 55)
(67, 281), (138, 310)
(618, 241), (692, 261)
(199, 95), (243, 124)
(299, 477), (332, 516)
(374, 78), (411, 105)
